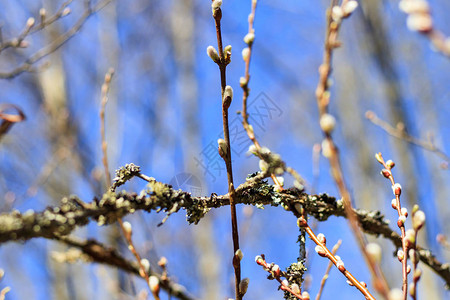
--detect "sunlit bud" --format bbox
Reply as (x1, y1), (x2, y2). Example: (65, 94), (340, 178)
(255, 255), (263, 264)
(375, 152), (383, 164)
(407, 265), (411, 274)
(413, 268), (422, 280)
(336, 259), (345, 272)
(26, 17), (35, 28)
(224, 45), (232, 61)
(235, 249), (244, 261)
(275, 167), (284, 175)
(392, 183), (402, 196)
(302, 291), (310, 300)
(381, 169), (391, 178)
(401, 207), (408, 217)
(297, 216), (308, 228)
(399, 0), (430, 14)
(317, 233), (326, 245)
(211, 0), (222, 12)
(248, 13), (254, 24)
(39, 8), (46, 18)
(405, 229), (416, 246)
(407, 14), (432, 33)
(248, 144), (257, 155)
(244, 32), (255, 45)
(321, 139), (332, 158)
(122, 221), (132, 235)
(62, 7), (71, 17)
(343, 0), (358, 16)
(149, 276), (160, 294)
(413, 210), (426, 231)
(218, 138), (227, 158)
(409, 249), (417, 265)
(140, 259), (150, 272)
(259, 159), (268, 172)
(272, 264), (281, 277)
(291, 284), (300, 295)
(281, 279), (289, 287)
(386, 160), (395, 169)
(240, 76), (247, 87)
(331, 6), (344, 22)
(412, 204), (419, 214)
(388, 288), (403, 300)
(391, 199), (397, 209)
(293, 180), (304, 190)
(239, 278), (249, 296)
(223, 85), (233, 109)
(398, 215), (406, 227)
(346, 280), (354, 286)
(397, 249), (404, 261)
(242, 47), (250, 61)
(366, 243), (382, 264)
(158, 256), (167, 268)
(207, 46), (220, 63)
(360, 281), (367, 288)
(319, 113), (336, 133)
(315, 245), (326, 257)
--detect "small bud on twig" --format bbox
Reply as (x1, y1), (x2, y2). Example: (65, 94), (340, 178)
(223, 85), (233, 109)
(319, 113), (336, 133)
(149, 275), (160, 294)
(243, 32), (255, 45)
(235, 249), (244, 261)
(218, 138), (228, 158)
(242, 47), (250, 61)
(413, 210), (426, 231)
(366, 242), (382, 264)
(239, 278), (249, 296)
(207, 45), (220, 63)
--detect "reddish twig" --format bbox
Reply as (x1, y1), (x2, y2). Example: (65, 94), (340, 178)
(315, 240), (342, 300)
(297, 216), (376, 300)
(209, 1), (242, 298)
(314, 1), (390, 297)
(375, 153), (408, 300)
(255, 255), (306, 299)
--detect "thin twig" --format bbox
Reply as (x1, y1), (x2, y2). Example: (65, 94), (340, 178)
(210, 2), (241, 298)
(0, 0), (112, 79)
(240, 0), (306, 190)
(99, 69), (159, 299)
(315, 240), (342, 300)
(314, 1), (390, 297)
(375, 153), (408, 300)
(296, 215), (375, 300)
(366, 110), (450, 166)
(55, 235), (196, 300)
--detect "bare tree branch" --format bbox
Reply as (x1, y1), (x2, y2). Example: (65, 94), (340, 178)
(55, 235), (197, 300)
(0, 164), (448, 287)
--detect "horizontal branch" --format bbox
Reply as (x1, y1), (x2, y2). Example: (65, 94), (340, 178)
(56, 235), (196, 300)
(0, 170), (448, 287)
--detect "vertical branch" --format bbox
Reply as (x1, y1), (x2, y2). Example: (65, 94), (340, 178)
(100, 69), (160, 299)
(100, 68), (114, 186)
(210, 1), (242, 299)
(314, 1), (390, 298)
(240, 0), (284, 188)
